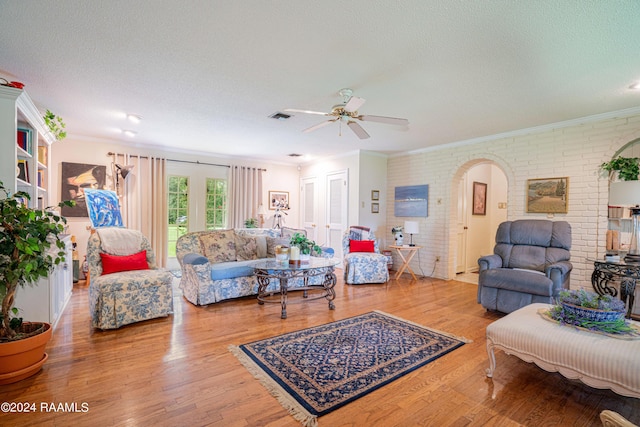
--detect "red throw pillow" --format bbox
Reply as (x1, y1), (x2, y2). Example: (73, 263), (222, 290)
(350, 240), (375, 253)
(100, 250), (149, 275)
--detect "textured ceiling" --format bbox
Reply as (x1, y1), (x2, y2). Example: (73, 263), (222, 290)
(1, 1), (639, 164)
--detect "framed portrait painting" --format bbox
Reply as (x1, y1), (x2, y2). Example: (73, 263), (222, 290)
(526, 177), (569, 214)
(472, 182), (487, 215)
(268, 191), (289, 210)
(61, 162), (107, 217)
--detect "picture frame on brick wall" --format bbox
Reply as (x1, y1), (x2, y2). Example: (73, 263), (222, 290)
(526, 177), (569, 214)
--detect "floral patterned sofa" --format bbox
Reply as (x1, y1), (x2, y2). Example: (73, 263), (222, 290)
(87, 228), (174, 330)
(342, 227), (389, 284)
(176, 228), (328, 305)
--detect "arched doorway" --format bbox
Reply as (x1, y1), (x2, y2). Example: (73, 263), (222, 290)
(449, 159), (508, 280)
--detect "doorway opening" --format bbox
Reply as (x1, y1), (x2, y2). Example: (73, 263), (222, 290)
(450, 160), (509, 282)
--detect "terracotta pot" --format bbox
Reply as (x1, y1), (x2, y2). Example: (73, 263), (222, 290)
(0, 322), (52, 384)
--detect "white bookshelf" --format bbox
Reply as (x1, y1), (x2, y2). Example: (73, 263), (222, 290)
(0, 85), (54, 208)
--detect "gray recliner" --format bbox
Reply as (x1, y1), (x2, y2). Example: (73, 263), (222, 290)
(477, 219), (572, 314)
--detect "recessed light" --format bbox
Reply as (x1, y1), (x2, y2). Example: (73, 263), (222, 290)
(122, 130), (137, 137)
(126, 114), (142, 123)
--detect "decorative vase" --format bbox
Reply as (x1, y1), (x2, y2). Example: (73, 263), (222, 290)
(275, 246), (289, 264)
(300, 253), (311, 264)
(560, 303), (625, 323)
(0, 322), (52, 385)
(393, 232), (403, 246)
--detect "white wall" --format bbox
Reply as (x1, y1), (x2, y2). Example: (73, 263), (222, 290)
(300, 150), (358, 237)
(357, 151), (388, 244)
(387, 111), (640, 289)
(300, 150), (389, 244)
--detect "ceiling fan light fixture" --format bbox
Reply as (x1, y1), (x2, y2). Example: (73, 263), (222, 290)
(285, 88), (407, 139)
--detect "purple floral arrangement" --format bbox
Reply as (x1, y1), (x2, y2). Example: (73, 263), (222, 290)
(549, 289), (635, 335)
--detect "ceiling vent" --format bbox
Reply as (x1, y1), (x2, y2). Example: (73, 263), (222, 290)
(288, 153), (302, 157)
(269, 112), (291, 120)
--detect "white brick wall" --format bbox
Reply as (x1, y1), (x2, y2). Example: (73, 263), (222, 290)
(387, 112), (640, 292)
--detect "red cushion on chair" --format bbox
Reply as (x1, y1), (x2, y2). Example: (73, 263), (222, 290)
(100, 250), (149, 274)
(350, 240), (375, 253)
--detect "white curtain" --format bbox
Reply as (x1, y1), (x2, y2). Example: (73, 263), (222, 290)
(112, 153), (168, 267)
(228, 165), (263, 228)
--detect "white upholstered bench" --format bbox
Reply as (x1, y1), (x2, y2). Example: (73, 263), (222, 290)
(485, 303), (640, 398)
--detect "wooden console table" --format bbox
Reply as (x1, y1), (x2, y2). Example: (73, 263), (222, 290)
(389, 245), (422, 280)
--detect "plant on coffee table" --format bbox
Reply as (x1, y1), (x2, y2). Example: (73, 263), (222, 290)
(549, 289), (634, 335)
(289, 232), (321, 256)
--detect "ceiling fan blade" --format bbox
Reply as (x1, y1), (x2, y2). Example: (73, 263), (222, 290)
(344, 96), (366, 113)
(303, 118), (338, 133)
(359, 115), (409, 126)
(283, 108), (329, 116)
(347, 120), (370, 139)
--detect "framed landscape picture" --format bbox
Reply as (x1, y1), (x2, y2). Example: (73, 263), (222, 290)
(394, 184), (428, 217)
(526, 177), (569, 214)
(268, 190), (289, 210)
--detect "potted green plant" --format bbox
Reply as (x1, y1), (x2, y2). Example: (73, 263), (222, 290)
(43, 109), (67, 141)
(600, 156), (640, 181)
(289, 232), (321, 261)
(0, 181), (74, 384)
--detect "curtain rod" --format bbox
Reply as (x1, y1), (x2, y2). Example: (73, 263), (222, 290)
(107, 152), (266, 171)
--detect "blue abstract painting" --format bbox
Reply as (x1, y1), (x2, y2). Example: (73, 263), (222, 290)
(84, 189), (123, 228)
(394, 185), (428, 217)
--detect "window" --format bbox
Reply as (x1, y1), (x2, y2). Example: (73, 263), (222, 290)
(167, 176), (189, 257)
(206, 178), (227, 230)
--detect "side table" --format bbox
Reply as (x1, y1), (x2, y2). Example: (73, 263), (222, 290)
(389, 245), (422, 280)
(590, 259), (638, 319)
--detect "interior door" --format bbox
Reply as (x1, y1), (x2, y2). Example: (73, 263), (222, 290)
(301, 176), (318, 241)
(456, 176), (467, 274)
(326, 170), (348, 259)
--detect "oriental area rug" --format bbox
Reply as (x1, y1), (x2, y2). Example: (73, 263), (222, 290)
(229, 311), (468, 427)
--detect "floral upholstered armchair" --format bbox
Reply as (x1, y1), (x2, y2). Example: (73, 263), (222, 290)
(87, 228), (174, 329)
(342, 227), (389, 284)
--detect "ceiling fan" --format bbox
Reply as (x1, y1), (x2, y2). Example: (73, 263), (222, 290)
(284, 88), (409, 139)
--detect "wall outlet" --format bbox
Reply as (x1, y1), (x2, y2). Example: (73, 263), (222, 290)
(435, 256), (440, 262)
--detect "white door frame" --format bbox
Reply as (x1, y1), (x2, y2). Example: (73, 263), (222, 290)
(325, 170), (349, 259)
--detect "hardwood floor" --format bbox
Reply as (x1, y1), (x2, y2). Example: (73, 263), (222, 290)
(2, 272), (638, 427)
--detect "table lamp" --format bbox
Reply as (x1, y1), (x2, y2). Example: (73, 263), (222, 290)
(258, 204), (267, 228)
(609, 181), (640, 262)
(404, 221), (419, 247)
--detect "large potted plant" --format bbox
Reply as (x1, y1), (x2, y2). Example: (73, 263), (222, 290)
(0, 181), (73, 384)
